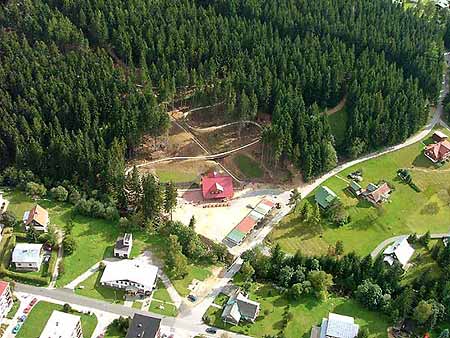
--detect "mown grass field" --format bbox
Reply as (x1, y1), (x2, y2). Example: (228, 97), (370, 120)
(206, 282), (388, 338)
(3, 190), (168, 287)
(170, 263), (212, 297)
(327, 106), (349, 147)
(270, 128), (450, 256)
(16, 301), (97, 338)
(233, 154), (264, 178)
(75, 270), (125, 304)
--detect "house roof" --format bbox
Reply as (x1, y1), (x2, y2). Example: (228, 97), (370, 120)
(383, 237), (414, 267)
(350, 180), (362, 191)
(236, 216), (257, 233)
(125, 313), (161, 338)
(24, 204), (49, 227)
(253, 199), (274, 216)
(12, 243), (43, 263)
(248, 210), (264, 222)
(226, 229), (246, 244)
(425, 140), (450, 162)
(100, 259), (158, 290)
(115, 234), (132, 252)
(0, 281), (9, 297)
(222, 291), (260, 323)
(366, 183), (391, 203)
(39, 310), (81, 338)
(320, 313), (359, 338)
(201, 172), (234, 200)
(433, 130), (448, 140)
(315, 186), (337, 208)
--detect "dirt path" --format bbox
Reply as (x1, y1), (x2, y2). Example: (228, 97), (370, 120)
(324, 96), (347, 116)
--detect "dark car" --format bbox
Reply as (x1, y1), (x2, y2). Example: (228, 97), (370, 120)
(187, 294), (197, 302)
(206, 327), (217, 334)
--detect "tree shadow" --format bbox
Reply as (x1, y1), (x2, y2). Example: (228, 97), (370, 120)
(412, 153), (435, 169)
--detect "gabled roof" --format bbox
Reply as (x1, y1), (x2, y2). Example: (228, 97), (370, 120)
(100, 259), (158, 290)
(350, 180), (362, 191)
(201, 172), (234, 200)
(222, 291), (260, 323)
(253, 199), (274, 216)
(383, 237), (414, 267)
(126, 314), (161, 338)
(425, 140), (450, 162)
(315, 186), (337, 208)
(12, 243), (43, 263)
(24, 204), (49, 227)
(366, 183), (391, 203)
(320, 313), (359, 338)
(222, 302), (241, 323)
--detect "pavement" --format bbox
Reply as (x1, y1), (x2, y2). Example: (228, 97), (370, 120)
(48, 230), (64, 288)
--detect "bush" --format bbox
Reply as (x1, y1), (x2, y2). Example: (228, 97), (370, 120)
(63, 303), (72, 313)
(68, 189), (81, 204)
(50, 186), (68, 201)
(25, 182), (47, 198)
(62, 235), (76, 255)
(74, 198), (118, 220)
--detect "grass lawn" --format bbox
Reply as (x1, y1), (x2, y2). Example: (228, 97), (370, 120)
(75, 270), (125, 304)
(16, 301), (97, 338)
(233, 154), (264, 179)
(171, 264), (212, 297)
(149, 300), (178, 317)
(153, 280), (172, 303)
(3, 190), (169, 287)
(6, 298), (20, 319)
(154, 168), (198, 183)
(132, 301), (143, 309)
(269, 128), (450, 256)
(205, 283), (388, 338)
(327, 107), (348, 147)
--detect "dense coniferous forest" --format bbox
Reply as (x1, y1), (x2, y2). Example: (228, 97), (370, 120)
(0, 0), (445, 189)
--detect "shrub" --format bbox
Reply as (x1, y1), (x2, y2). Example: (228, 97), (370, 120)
(63, 303), (72, 313)
(50, 186), (68, 201)
(63, 235), (76, 255)
(26, 182), (47, 198)
(68, 189), (81, 204)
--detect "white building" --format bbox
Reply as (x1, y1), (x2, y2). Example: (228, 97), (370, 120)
(435, 0), (449, 9)
(114, 233), (133, 259)
(12, 243), (44, 271)
(100, 259), (158, 296)
(40, 310), (83, 338)
(312, 313), (359, 338)
(0, 192), (9, 215)
(0, 281), (13, 319)
(383, 237), (414, 268)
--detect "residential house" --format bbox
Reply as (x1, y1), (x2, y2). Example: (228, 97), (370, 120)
(39, 310), (83, 338)
(0, 192), (9, 215)
(435, 0), (449, 9)
(100, 259), (158, 297)
(311, 313), (359, 338)
(23, 204), (49, 232)
(0, 281), (13, 319)
(125, 313), (161, 338)
(315, 186), (338, 209)
(201, 172), (234, 201)
(383, 237), (414, 268)
(363, 182), (391, 205)
(348, 181), (363, 196)
(12, 243), (44, 271)
(432, 131), (448, 143)
(221, 290), (260, 325)
(114, 233), (133, 259)
(424, 140), (450, 163)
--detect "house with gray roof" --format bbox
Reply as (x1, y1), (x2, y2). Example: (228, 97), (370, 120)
(221, 290), (260, 325)
(311, 313), (359, 338)
(12, 243), (43, 271)
(114, 233), (133, 258)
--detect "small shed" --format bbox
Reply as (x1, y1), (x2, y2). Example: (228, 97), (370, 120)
(349, 181), (362, 196)
(315, 186), (337, 209)
(432, 131), (448, 143)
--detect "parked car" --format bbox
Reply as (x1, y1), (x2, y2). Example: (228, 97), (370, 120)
(18, 315), (27, 322)
(206, 327), (217, 334)
(23, 306), (31, 314)
(30, 298), (38, 306)
(12, 323), (22, 334)
(187, 294), (197, 302)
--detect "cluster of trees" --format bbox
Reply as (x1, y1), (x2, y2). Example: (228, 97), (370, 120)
(0, 0), (442, 186)
(242, 242), (450, 331)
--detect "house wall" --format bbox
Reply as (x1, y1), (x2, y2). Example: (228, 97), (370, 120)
(101, 279), (153, 293)
(15, 261), (40, 271)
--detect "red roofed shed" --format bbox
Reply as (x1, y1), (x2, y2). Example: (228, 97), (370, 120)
(201, 172), (234, 200)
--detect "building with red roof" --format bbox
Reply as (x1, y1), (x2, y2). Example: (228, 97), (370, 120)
(0, 281), (12, 319)
(201, 172), (234, 200)
(424, 140), (450, 163)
